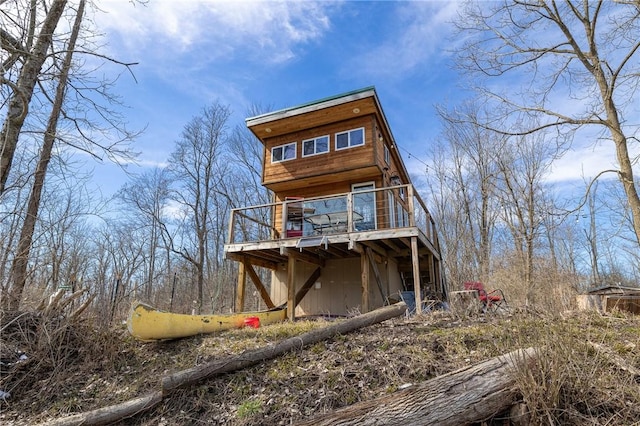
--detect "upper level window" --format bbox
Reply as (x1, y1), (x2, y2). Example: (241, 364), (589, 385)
(302, 135), (329, 157)
(384, 145), (390, 164)
(272, 142), (296, 163)
(335, 127), (364, 150)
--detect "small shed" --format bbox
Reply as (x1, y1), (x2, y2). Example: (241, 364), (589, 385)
(577, 285), (640, 314)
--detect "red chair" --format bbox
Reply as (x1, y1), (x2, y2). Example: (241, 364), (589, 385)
(463, 281), (506, 312)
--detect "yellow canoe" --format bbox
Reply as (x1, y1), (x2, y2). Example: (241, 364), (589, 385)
(127, 301), (287, 341)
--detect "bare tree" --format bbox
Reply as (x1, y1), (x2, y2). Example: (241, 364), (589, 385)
(5, 0), (85, 310)
(0, 0), (68, 194)
(117, 167), (172, 300)
(455, 0), (640, 245)
(1, 0), (139, 309)
(494, 131), (555, 303)
(167, 103), (232, 314)
(434, 101), (504, 285)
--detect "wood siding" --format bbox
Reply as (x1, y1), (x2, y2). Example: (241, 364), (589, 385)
(262, 116), (378, 189)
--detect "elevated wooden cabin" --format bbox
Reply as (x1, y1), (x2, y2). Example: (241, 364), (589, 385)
(224, 87), (445, 319)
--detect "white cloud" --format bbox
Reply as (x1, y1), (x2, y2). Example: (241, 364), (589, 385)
(349, 1), (460, 79)
(547, 139), (639, 184)
(94, 0), (335, 65)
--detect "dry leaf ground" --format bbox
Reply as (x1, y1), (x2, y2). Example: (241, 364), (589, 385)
(1, 308), (639, 425)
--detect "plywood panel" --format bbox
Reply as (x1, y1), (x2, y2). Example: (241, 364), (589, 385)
(270, 256), (398, 317)
(605, 296), (640, 314)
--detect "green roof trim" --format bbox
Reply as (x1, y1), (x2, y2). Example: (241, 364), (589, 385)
(245, 86), (377, 124)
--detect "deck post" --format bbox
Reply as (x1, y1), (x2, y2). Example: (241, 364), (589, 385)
(411, 236), (422, 315)
(361, 250), (370, 313)
(235, 260), (246, 313)
(287, 255), (296, 321)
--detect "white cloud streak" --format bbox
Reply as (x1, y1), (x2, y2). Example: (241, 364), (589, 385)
(94, 0), (335, 65)
(348, 1), (460, 79)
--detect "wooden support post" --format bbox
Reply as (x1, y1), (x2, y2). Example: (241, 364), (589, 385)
(361, 249), (370, 313)
(235, 260), (246, 313)
(287, 255), (296, 321)
(244, 260), (275, 309)
(410, 236), (422, 315)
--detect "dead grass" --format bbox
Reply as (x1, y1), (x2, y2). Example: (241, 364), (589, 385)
(1, 308), (639, 425)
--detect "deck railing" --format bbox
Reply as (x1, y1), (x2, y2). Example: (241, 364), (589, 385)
(226, 184), (438, 249)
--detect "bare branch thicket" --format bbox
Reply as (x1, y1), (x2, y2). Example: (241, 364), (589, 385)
(1, 0), (142, 309)
(116, 167), (173, 302)
(455, 0), (640, 246)
(166, 103), (232, 314)
(492, 127), (560, 304)
(6, 0), (86, 310)
(0, 0), (68, 195)
(432, 101), (506, 288)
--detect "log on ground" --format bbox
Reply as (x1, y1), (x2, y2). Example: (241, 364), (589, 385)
(161, 302), (408, 392)
(38, 302), (408, 425)
(298, 347), (538, 426)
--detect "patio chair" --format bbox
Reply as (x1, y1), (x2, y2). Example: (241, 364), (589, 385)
(463, 281), (506, 312)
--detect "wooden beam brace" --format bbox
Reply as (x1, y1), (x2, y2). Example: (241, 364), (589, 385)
(366, 246), (387, 302)
(227, 252), (279, 270)
(361, 240), (387, 258)
(244, 260), (275, 309)
(294, 267), (322, 307)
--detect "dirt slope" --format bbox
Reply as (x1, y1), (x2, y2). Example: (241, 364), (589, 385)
(1, 309), (639, 425)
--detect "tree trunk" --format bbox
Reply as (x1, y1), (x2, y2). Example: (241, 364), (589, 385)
(0, 0), (68, 194)
(298, 347), (537, 426)
(7, 0), (84, 310)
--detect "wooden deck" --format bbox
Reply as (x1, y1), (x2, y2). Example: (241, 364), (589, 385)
(224, 185), (444, 318)
(226, 227), (439, 271)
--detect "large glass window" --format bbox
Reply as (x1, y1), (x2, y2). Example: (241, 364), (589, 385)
(336, 127), (365, 150)
(302, 135), (329, 157)
(271, 142), (296, 163)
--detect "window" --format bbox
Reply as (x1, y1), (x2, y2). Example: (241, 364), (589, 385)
(302, 135), (329, 157)
(384, 145), (390, 164)
(272, 142), (296, 163)
(353, 182), (376, 231)
(336, 127), (365, 150)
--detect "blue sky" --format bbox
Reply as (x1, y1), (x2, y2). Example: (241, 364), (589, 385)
(86, 0), (467, 196)
(87, 0), (632, 199)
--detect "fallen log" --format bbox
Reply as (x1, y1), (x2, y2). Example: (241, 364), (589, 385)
(161, 302), (408, 392)
(39, 302), (408, 425)
(41, 392), (163, 426)
(297, 347), (538, 426)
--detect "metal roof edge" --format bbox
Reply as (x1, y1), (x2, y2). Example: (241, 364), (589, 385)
(245, 86), (377, 126)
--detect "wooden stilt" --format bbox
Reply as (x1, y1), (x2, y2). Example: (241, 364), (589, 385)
(411, 236), (422, 315)
(361, 250), (370, 313)
(235, 260), (246, 313)
(287, 255), (296, 321)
